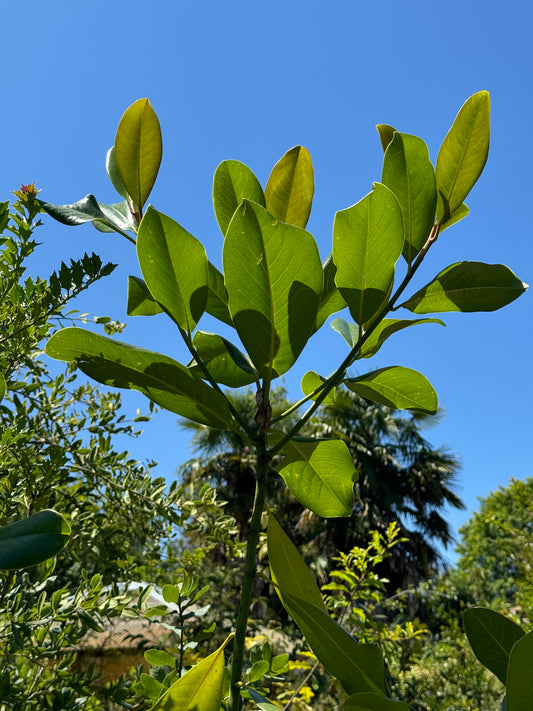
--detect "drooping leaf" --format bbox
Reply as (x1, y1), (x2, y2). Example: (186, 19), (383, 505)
(301, 371), (336, 405)
(345, 366), (438, 414)
(127, 276), (164, 317)
(333, 183), (404, 325)
(382, 133), (436, 263)
(315, 254), (347, 330)
(213, 160), (265, 237)
(39, 195), (134, 240)
(137, 207), (208, 333)
(399, 262), (528, 314)
(463, 607), (525, 685)
(46, 328), (233, 429)
(223, 200), (323, 380)
(206, 261), (233, 326)
(283, 593), (387, 696)
(343, 693), (412, 710)
(115, 98), (162, 212)
(188, 331), (258, 387)
(359, 318), (446, 359)
(278, 438), (356, 517)
(376, 124), (397, 153)
(436, 91), (490, 222)
(331, 317), (360, 348)
(0, 510), (70, 570)
(440, 202), (469, 231)
(507, 631), (533, 711)
(151, 637), (230, 711)
(265, 146), (314, 228)
(106, 145), (129, 200)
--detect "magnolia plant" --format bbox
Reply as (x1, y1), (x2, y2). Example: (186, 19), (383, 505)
(41, 92), (528, 710)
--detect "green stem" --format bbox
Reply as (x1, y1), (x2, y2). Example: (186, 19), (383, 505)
(229, 448), (270, 711)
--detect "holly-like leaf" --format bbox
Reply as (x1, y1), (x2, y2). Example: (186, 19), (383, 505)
(188, 331), (258, 387)
(399, 262), (528, 314)
(223, 200), (323, 380)
(213, 160), (265, 237)
(333, 183), (404, 325)
(127, 276), (164, 317)
(0, 510), (70, 570)
(265, 146), (314, 228)
(46, 328), (233, 429)
(345, 366), (438, 414)
(301, 371), (336, 405)
(115, 98), (162, 212)
(359, 318), (445, 359)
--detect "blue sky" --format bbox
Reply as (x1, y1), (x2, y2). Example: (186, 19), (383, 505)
(2, 0), (531, 557)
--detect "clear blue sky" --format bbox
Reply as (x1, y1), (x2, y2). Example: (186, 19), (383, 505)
(2, 0), (531, 558)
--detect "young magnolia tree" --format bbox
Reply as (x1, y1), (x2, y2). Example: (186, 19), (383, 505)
(41, 92), (529, 710)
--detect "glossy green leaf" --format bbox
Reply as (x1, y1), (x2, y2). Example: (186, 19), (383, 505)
(399, 262), (528, 314)
(436, 91), (490, 222)
(301, 371), (336, 405)
(345, 366), (438, 414)
(137, 207), (208, 333)
(333, 183), (404, 325)
(0, 372), (5, 402)
(463, 607), (525, 685)
(92, 200), (138, 234)
(376, 124), (397, 153)
(106, 145), (129, 200)
(115, 98), (162, 211)
(213, 160), (265, 237)
(265, 146), (314, 228)
(144, 649), (176, 667)
(188, 331), (258, 387)
(359, 318), (445, 359)
(507, 631), (533, 711)
(127, 276), (164, 317)
(46, 328), (232, 429)
(315, 254), (347, 330)
(0, 510), (70, 570)
(223, 200), (323, 380)
(206, 261), (233, 326)
(152, 637), (229, 711)
(283, 593), (386, 696)
(382, 133), (436, 263)
(248, 660), (270, 683)
(278, 438), (356, 517)
(331, 317), (360, 348)
(440, 202), (469, 231)
(39, 195), (134, 240)
(343, 693), (412, 710)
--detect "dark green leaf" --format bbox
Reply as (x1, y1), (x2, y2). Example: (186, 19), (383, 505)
(399, 262), (528, 314)
(333, 183), (404, 325)
(137, 207), (208, 333)
(359, 318), (445, 359)
(265, 146), (314, 228)
(345, 366), (438, 414)
(436, 91), (490, 222)
(188, 331), (258, 387)
(507, 631), (533, 711)
(343, 693), (412, 710)
(376, 124), (397, 153)
(106, 145), (129, 200)
(127, 276), (164, 317)
(213, 160), (265, 237)
(463, 607), (525, 685)
(0, 372), (5, 402)
(315, 254), (347, 330)
(0, 510), (70, 570)
(301, 371), (336, 405)
(46, 328), (233, 429)
(223, 200), (323, 380)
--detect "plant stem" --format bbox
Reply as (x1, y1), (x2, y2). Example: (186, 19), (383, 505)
(229, 448), (271, 711)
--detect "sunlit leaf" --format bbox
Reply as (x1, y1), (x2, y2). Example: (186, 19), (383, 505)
(507, 631), (533, 711)
(0, 510), (70, 570)
(301, 371), (336, 405)
(265, 146), (314, 228)
(127, 276), (164, 317)
(39, 195), (134, 240)
(106, 145), (129, 200)
(359, 318), (445, 359)
(440, 202), (469, 231)
(331, 317), (360, 348)
(345, 366), (438, 414)
(188, 331), (258, 387)
(213, 160), (265, 237)
(376, 124), (397, 153)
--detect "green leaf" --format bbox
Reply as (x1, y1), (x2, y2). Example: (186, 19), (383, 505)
(343, 692), (412, 710)
(0, 372), (5, 402)
(301, 371), (336, 405)
(127, 276), (164, 317)
(315, 254), (347, 330)
(331, 317), (360, 348)
(152, 637), (230, 711)
(399, 262), (528, 314)
(436, 91), (490, 222)
(284, 593), (386, 696)
(376, 124), (397, 153)
(0, 510), (70, 570)
(359, 318), (446, 359)
(46, 328), (233, 429)
(463, 607), (525, 685)
(333, 183), (404, 325)
(92, 200), (138, 234)
(271, 653), (289, 674)
(247, 688), (283, 710)
(115, 98), (162, 211)
(345, 366), (438, 414)
(144, 649), (176, 667)
(265, 146), (314, 228)
(206, 261), (233, 326)
(39, 195), (134, 240)
(138, 673), (166, 700)
(382, 133), (436, 263)
(278, 439), (356, 517)
(188, 331), (258, 388)
(440, 202), (469, 231)
(213, 160), (265, 237)
(507, 631), (533, 711)
(106, 145), (129, 200)
(248, 660), (270, 683)
(223, 200), (323, 380)
(137, 207), (208, 333)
